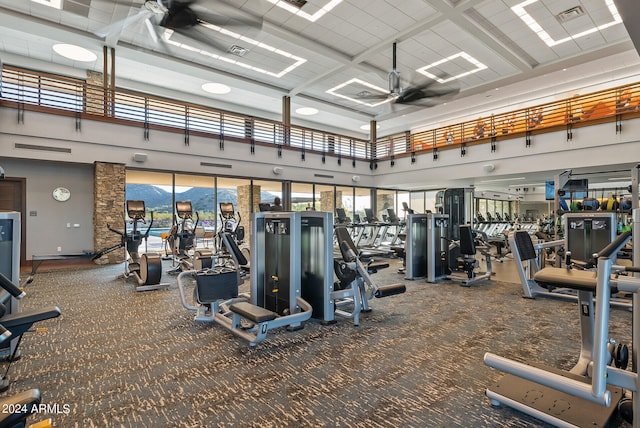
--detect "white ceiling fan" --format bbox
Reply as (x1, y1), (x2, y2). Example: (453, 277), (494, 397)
(95, 0), (263, 52)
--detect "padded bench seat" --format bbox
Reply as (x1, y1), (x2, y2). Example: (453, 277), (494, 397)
(534, 267), (618, 293)
(229, 302), (277, 324)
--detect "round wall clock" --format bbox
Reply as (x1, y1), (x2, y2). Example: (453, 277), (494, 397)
(52, 187), (71, 202)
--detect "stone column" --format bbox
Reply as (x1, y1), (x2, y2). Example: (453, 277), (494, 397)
(86, 70), (105, 116)
(320, 190), (337, 213)
(237, 184), (260, 245)
(379, 193), (394, 214)
(94, 162), (125, 264)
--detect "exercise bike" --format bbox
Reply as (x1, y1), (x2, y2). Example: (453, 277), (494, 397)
(94, 200), (168, 292)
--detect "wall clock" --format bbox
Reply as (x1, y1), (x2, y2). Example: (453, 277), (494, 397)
(52, 187), (71, 202)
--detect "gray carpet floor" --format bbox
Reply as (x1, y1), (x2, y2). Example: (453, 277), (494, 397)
(3, 258), (633, 427)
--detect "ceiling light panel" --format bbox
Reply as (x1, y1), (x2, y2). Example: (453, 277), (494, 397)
(406, 21), (518, 88)
(325, 78), (391, 108)
(162, 26), (306, 79)
(31, 0), (61, 9)
(511, 0), (623, 48)
(264, 0), (344, 22)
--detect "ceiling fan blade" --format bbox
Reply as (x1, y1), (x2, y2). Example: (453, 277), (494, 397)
(95, 8), (153, 39)
(144, 17), (159, 44)
(393, 81), (459, 104)
(192, 2), (263, 30)
(352, 92), (390, 101)
(171, 25), (234, 54)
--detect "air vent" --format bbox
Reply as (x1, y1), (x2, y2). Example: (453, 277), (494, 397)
(282, 0), (307, 8)
(314, 173), (334, 179)
(228, 45), (250, 57)
(557, 6), (584, 23)
(14, 143), (71, 153)
(200, 162), (232, 168)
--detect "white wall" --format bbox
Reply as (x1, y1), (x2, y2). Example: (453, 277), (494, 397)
(0, 107), (375, 188)
(0, 158), (94, 257)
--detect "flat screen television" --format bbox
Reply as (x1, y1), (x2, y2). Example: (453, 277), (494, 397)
(545, 179), (588, 200)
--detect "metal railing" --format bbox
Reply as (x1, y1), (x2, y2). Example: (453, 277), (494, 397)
(0, 65), (370, 160)
(2, 65), (638, 162)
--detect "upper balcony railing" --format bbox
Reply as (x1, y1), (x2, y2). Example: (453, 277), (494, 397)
(2, 65), (639, 163)
(376, 82), (640, 160)
(0, 65), (370, 162)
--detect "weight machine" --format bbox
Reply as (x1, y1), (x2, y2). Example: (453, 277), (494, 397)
(404, 213), (449, 283)
(510, 212), (633, 308)
(484, 209), (640, 427)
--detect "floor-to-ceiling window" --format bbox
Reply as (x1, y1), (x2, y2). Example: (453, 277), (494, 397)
(354, 187), (371, 223)
(291, 182), (314, 212)
(253, 179), (282, 211)
(336, 186), (354, 220)
(125, 170), (174, 253)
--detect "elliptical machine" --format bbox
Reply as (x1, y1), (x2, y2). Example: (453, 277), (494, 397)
(219, 202), (244, 245)
(167, 201), (213, 274)
(95, 200), (168, 291)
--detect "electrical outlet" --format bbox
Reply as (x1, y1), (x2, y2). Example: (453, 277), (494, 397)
(57, 246), (62, 252)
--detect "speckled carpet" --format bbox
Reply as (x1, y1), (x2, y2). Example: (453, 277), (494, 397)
(3, 258), (633, 427)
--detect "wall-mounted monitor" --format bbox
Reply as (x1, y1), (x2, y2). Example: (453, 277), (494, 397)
(545, 179), (588, 201)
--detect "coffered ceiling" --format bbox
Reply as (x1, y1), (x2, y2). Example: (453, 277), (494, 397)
(1, 0), (639, 139)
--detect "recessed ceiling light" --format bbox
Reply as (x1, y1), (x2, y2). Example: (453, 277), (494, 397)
(31, 0), (61, 9)
(511, 0), (622, 47)
(52, 44), (97, 62)
(296, 107), (318, 116)
(265, 0), (343, 22)
(202, 83), (231, 94)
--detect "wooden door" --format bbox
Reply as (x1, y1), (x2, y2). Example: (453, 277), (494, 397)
(0, 178), (27, 264)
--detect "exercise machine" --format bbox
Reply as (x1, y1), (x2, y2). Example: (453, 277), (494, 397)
(0, 388), (51, 428)
(333, 226), (406, 325)
(404, 213), (448, 282)
(484, 210), (640, 427)
(219, 202), (244, 245)
(565, 212), (617, 264)
(0, 272), (61, 392)
(510, 212), (632, 308)
(0, 212), (20, 314)
(95, 200), (168, 291)
(177, 212), (315, 346)
(167, 201), (213, 274)
(446, 225), (493, 286)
